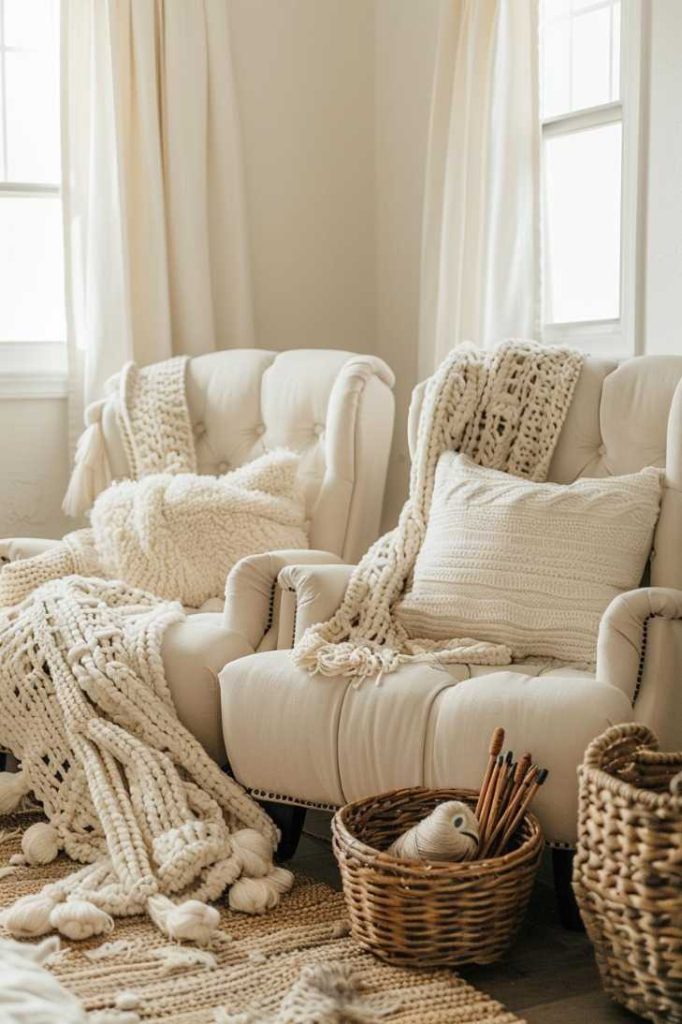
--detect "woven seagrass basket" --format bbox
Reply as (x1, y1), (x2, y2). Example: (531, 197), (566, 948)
(573, 723), (682, 1024)
(332, 786), (543, 967)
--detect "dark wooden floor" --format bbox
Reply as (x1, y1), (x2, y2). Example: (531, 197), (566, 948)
(290, 811), (645, 1024)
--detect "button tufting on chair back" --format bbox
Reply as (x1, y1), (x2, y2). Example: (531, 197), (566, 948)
(99, 348), (395, 564)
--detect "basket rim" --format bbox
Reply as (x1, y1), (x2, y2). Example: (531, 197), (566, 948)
(332, 785), (543, 877)
(578, 762), (682, 810)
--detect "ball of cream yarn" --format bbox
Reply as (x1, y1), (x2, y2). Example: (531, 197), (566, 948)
(387, 801), (479, 862)
(21, 822), (60, 866)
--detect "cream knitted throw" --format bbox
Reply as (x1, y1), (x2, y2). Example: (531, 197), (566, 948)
(0, 577), (292, 945)
(62, 356), (196, 518)
(292, 340), (584, 680)
(0, 357), (296, 944)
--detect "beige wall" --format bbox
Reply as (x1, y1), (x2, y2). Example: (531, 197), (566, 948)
(374, 0), (439, 527)
(643, 0), (682, 355)
(229, 0), (376, 353)
(0, 397), (72, 539)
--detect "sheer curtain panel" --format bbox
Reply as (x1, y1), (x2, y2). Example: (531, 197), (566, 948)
(419, 0), (540, 375)
(61, 0), (255, 412)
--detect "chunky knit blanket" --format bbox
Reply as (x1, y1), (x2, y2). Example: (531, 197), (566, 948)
(0, 357), (296, 944)
(292, 340), (584, 680)
(0, 578), (292, 945)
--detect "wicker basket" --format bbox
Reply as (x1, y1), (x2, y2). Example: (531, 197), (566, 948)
(332, 786), (543, 967)
(573, 723), (682, 1024)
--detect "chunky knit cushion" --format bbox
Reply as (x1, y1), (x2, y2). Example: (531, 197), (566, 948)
(92, 449), (308, 608)
(395, 453), (663, 663)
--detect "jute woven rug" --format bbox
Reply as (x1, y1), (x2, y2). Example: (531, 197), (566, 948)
(0, 814), (523, 1023)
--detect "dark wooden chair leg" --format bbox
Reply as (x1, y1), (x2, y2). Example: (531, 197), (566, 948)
(552, 848), (584, 931)
(260, 800), (307, 863)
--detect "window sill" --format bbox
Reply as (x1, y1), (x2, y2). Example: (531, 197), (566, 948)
(0, 342), (68, 399)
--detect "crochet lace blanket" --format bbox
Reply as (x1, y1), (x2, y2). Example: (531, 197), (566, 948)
(292, 340), (584, 680)
(0, 577), (292, 945)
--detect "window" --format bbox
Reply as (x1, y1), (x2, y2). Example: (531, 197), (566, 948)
(0, 0), (66, 392)
(539, 0), (644, 355)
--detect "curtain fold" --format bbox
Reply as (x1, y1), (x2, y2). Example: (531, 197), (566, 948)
(61, 0), (255, 413)
(419, 0), (540, 376)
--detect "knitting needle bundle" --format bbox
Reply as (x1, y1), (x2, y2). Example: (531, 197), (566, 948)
(474, 727), (549, 858)
(387, 727), (548, 865)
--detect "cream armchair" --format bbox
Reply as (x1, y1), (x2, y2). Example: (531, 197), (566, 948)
(1, 348), (395, 764)
(219, 354), (682, 920)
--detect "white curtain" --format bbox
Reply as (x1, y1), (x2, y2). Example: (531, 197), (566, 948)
(419, 0), (540, 376)
(61, 0), (255, 412)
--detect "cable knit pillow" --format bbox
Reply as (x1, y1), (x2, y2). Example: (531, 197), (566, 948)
(91, 449), (308, 608)
(395, 453), (663, 663)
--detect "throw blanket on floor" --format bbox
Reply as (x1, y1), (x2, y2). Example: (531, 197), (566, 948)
(0, 578), (292, 944)
(292, 340), (584, 680)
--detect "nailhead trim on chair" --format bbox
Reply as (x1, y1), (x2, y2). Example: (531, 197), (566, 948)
(632, 614), (652, 706)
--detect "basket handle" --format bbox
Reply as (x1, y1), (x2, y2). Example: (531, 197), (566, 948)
(582, 723), (658, 774)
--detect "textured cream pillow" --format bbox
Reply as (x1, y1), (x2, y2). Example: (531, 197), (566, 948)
(395, 453), (662, 663)
(91, 449), (308, 608)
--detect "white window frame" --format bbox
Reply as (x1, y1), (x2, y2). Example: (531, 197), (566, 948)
(540, 0), (647, 358)
(0, 0), (67, 398)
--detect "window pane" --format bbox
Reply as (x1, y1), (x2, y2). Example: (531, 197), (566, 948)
(4, 0), (58, 50)
(1, 0), (60, 183)
(0, 196), (66, 341)
(541, 0), (621, 118)
(543, 122), (622, 323)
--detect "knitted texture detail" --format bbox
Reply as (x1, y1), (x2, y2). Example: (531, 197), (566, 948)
(292, 340), (584, 680)
(116, 357), (197, 479)
(0, 576), (283, 938)
(91, 451), (307, 607)
(395, 454), (662, 663)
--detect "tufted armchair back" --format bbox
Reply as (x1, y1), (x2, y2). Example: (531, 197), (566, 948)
(99, 349), (395, 564)
(408, 354), (682, 589)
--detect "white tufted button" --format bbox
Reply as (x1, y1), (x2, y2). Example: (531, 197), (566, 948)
(217, 461), (230, 474)
(313, 423), (324, 437)
(255, 424), (265, 437)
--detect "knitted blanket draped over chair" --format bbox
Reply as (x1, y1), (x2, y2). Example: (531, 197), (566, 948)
(292, 339), (583, 680)
(0, 359), (293, 946)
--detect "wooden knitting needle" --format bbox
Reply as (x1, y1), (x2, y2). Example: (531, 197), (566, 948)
(496, 768), (549, 855)
(483, 750), (514, 847)
(475, 727), (505, 819)
(482, 755), (533, 856)
(477, 754), (504, 847)
(479, 753), (515, 857)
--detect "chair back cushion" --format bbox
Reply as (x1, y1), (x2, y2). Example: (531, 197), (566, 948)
(100, 349), (395, 563)
(408, 354), (682, 589)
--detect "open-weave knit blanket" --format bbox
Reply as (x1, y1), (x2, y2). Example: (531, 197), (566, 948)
(0, 577), (292, 945)
(292, 340), (584, 680)
(0, 357), (295, 944)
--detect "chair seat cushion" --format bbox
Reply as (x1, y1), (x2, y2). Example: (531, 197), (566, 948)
(219, 652), (633, 844)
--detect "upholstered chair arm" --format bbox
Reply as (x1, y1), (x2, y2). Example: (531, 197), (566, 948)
(222, 550), (345, 652)
(597, 587), (682, 749)
(277, 563), (355, 644)
(0, 538), (61, 563)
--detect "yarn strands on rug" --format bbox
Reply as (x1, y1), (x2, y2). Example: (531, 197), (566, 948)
(0, 579), (291, 944)
(292, 340), (584, 680)
(0, 830), (524, 1024)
